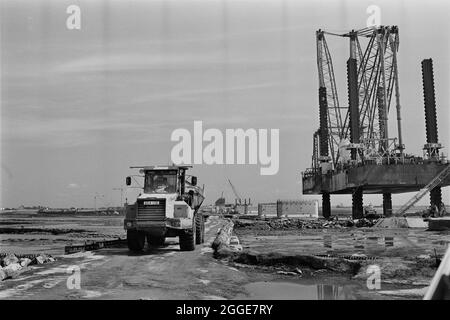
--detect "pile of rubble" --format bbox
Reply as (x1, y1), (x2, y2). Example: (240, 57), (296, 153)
(233, 217), (378, 231)
(0, 253), (55, 281)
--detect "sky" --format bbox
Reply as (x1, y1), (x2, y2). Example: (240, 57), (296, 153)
(1, 0), (449, 208)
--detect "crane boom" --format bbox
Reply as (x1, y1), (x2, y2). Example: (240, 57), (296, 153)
(227, 179), (242, 204)
(314, 26), (402, 169)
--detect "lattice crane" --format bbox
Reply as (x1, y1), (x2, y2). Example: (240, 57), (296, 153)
(314, 26), (403, 170)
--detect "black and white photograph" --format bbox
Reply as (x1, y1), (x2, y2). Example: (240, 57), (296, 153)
(0, 0), (449, 306)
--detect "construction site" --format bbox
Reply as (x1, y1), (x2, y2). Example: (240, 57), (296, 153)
(1, 1), (450, 302)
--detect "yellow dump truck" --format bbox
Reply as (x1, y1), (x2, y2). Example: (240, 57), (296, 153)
(124, 165), (205, 252)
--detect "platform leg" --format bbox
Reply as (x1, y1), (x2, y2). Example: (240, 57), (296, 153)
(383, 193), (392, 217)
(352, 188), (363, 219)
(322, 192), (331, 219)
(430, 187), (442, 212)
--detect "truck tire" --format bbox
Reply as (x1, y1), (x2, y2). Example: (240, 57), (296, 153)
(195, 213), (203, 245)
(147, 235), (165, 247)
(201, 216), (205, 244)
(179, 218), (196, 251)
(127, 230), (145, 252)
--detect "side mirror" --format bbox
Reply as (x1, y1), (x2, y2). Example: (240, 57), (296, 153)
(125, 176), (131, 186)
(191, 176), (197, 186)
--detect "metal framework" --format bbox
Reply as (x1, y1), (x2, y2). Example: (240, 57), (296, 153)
(314, 26), (403, 169)
(316, 30), (343, 166)
(306, 26), (449, 219)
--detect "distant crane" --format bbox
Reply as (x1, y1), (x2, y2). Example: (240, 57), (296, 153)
(227, 178), (251, 212)
(94, 193), (105, 212)
(112, 187), (124, 207)
(227, 179), (242, 205)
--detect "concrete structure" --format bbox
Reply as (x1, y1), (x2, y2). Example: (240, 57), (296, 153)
(258, 200), (319, 218)
(277, 200), (319, 218)
(257, 203), (277, 217)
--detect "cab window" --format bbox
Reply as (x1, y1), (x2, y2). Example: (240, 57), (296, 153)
(144, 170), (177, 194)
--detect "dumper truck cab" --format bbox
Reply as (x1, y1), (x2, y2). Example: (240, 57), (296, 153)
(124, 165), (205, 252)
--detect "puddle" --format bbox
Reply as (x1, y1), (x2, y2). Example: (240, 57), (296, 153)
(36, 267), (70, 275)
(198, 279), (211, 285)
(0, 279), (48, 299)
(344, 231), (450, 255)
(239, 229), (450, 258)
(203, 295), (226, 300)
(82, 290), (103, 298)
(200, 247), (213, 255)
(42, 278), (64, 288)
(237, 281), (358, 300)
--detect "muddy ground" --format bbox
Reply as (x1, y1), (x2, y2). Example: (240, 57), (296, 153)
(0, 213), (125, 256)
(0, 212), (446, 299)
(229, 217), (450, 297)
(233, 218), (450, 258)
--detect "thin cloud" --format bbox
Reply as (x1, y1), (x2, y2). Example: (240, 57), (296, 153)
(130, 82), (281, 104)
(53, 53), (224, 74)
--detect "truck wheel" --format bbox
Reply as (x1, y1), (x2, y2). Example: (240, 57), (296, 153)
(195, 213), (203, 245)
(127, 230), (145, 252)
(147, 235), (165, 247)
(179, 219), (196, 251)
